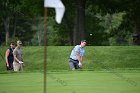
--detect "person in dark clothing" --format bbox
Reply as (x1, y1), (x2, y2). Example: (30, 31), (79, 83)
(5, 42), (15, 71)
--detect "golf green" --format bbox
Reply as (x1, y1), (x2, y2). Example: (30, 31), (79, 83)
(0, 71), (139, 93)
(0, 72), (43, 93)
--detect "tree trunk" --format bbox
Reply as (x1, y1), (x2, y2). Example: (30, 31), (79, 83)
(37, 17), (41, 46)
(133, 21), (140, 45)
(69, 31), (73, 45)
(2, 17), (10, 45)
(65, 14), (74, 45)
(132, 7), (140, 45)
(13, 14), (17, 38)
(73, 0), (86, 45)
(37, 30), (41, 46)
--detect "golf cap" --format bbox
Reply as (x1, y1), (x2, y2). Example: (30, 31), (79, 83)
(17, 40), (22, 45)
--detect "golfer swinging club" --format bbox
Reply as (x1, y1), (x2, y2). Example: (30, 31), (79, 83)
(68, 40), (86, 70)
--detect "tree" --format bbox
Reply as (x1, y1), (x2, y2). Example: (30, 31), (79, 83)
(120, 0), (140, 45)
(0, 0), (43, 45)
(90, 0), (140, 45)
(0, 0), (20, 45)
(73, 0), (86, 45)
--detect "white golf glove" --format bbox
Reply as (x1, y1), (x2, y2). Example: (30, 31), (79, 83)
(19, 61), (24, 64)
(78, 61), (82, 67)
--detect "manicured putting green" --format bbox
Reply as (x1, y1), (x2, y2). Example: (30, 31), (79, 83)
(0, 71), (139, 93)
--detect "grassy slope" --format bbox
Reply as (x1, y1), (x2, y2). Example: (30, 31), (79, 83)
(0, 46), (140, 71)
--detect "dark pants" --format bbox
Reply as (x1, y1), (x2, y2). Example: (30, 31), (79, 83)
(6, 61), (13, 71)
(68, 58), (79, 69)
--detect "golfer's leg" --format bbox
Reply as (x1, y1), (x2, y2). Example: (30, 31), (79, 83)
(74, 61), (79, 69)
(68, 59), (75, 70)
(69, 62), (75, 70)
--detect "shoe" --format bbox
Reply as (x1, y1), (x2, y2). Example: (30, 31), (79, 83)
(72, 68), (75, 70)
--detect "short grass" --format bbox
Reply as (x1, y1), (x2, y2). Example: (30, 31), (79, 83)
(0, 71), (140, 93)
(0, 72), (43, 93)
(0, 46), (140, 93)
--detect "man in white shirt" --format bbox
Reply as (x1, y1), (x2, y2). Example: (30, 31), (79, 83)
(13, 40), (24, 71)
(68, 40), (86, 70)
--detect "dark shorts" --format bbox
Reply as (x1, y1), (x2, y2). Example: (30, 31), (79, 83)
(68, 58), (79, 69)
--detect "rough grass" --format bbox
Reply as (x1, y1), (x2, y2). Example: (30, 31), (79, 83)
(0, 46), (140, 71)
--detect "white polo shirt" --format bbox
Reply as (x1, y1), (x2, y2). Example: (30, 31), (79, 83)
(70, 45), (85, 60)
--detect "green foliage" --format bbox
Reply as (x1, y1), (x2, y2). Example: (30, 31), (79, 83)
(0, 0), (43, 46)
(98, 12), (133, 45)
(30, 17), (64, 46)
(0, 0), (140, 46)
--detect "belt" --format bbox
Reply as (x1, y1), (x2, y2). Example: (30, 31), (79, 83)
(70, 58), (78, 61)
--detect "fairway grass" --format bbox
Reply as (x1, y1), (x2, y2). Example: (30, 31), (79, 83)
(0, 71), (140, 93)
(0, 72), (43, 93)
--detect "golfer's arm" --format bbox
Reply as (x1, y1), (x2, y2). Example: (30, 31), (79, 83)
(14, 55), (20, 63)
(76, 52), (82, 62)
(5, 50), (9, 64)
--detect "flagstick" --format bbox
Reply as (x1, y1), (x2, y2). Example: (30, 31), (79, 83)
(44, 7), (47, 93)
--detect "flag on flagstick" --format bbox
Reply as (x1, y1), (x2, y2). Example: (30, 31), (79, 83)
(44, 0), (65, 24)
(43, 1), (65, 93)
